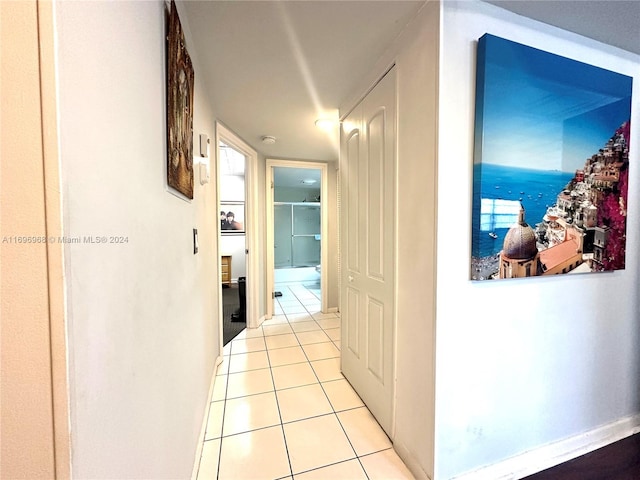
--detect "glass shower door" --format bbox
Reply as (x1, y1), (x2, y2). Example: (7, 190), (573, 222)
(292, 204), (320, 267)
(274, 204), (292, 267)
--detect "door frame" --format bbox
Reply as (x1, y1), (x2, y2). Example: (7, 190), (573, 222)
(3, 1), (71, 476)
(215, 122), (260, 339)
(265, 159), (328, 318)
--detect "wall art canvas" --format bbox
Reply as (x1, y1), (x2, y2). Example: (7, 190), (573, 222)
(472, 34), (632, 281)
(167, 0), (194, 199)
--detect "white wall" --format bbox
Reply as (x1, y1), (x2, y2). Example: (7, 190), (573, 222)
(325, 164), (340, 309)
(392, 3), (440, 478)
(257, 153), (268, 318)
(435, 2), (640, 479)
(55, 1), (220, 477)
(220, 174), (245, 202)
(220, 172), (247, 281)
(274, 186), (321, 202)
(220, 235), (246, 282)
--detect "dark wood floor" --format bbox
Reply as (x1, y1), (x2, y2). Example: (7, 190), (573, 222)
(524, 433), (640, 480)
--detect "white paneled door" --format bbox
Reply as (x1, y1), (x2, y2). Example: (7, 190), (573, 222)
(340, 68), (396, 436)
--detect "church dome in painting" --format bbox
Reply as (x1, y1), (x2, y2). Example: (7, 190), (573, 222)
(502, 205), (537, 260)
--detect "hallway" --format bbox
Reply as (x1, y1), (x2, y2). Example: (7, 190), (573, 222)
(195, 285), (413, 479)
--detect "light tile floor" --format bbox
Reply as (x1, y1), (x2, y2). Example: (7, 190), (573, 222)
(196, 283), (414, 479)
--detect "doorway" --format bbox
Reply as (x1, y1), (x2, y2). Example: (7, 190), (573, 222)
(216, 123), (260, 347)
(218, 141), (247, 345)
(266, 160), (328, 319)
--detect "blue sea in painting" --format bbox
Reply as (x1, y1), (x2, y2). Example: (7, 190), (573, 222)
(471, 163), (574, 258)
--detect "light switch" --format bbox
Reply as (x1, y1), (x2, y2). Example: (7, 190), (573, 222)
(199, 134), (209, 157)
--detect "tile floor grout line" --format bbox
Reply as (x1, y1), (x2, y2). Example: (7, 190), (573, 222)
(214, 356), (232, 480)
(264, 333), (295, 480)
(195, 391), (215, 480)
(358, 446), (395, 460)
(281, 410), (334, 427)
(334, 408), (372, 480)
(216, 420), (287, 441)
(290, 456), (362, 478)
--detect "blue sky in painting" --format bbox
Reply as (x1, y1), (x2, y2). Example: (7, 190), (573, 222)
(475, 34), (632, 172)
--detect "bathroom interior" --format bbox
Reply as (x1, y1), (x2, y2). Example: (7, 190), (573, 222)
(273, 166), (322, 292)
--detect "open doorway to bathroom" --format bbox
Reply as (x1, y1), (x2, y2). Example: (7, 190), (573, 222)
(266, 160), (328, 319)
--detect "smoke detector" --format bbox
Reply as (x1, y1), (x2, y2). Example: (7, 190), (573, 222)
(261, 135), (276, 145)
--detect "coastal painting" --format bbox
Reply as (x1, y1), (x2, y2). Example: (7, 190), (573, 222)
(471, 34), (632, 281)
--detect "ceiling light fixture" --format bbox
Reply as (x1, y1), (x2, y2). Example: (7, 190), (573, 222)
(314, 118), (336, 131)
(301, 179), (317, 185)
(261, 135), (276, 145)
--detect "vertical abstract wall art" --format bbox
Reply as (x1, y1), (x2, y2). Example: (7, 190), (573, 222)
(471, 34), (632, 281)
(167, 0), (195, 199)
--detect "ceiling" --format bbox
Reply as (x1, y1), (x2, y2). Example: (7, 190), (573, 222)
(182, 1), (639, 164)
(273, 166), (322, 189)
(484, 1), (640, 57)
(182, 0), (424, 162)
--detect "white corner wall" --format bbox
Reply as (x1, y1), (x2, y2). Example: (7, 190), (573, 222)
(55, 1), (220, 477)
(392, 2), (440, 479)
(257, 153), (268, 318)
(339, 2), (440, 478)
(435, 2), (640, 479)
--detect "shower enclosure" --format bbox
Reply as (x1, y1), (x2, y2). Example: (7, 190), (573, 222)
(274, 202), (321, 274)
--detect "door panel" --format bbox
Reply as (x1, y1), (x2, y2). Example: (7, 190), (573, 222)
(366, 296), (384, 380)
(367, 108), (386, 279)
(340, 68), (396, 436)
(346, 130), (360, 273)
(274, 204), (292, 268)
(346, 287), (360, 357)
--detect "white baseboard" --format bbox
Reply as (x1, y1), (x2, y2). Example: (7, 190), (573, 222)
(191, 355), (223, 480)
(452, 413), (640, 480)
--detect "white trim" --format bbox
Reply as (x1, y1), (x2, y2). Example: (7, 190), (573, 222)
(190, 355), (224, 480)
(451, 414), (640, 480)
(326, 307), (339, 313)
(265, 159), (329, 317)
(215, 122), (261, 332)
